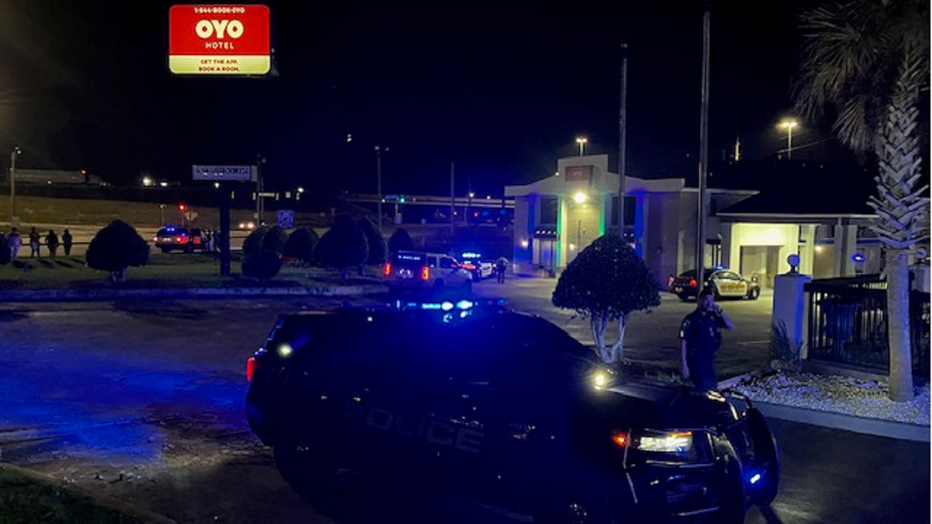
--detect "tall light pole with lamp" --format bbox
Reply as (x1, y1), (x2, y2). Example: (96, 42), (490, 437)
(779, 119), (798, 159)
(375, 144), (388, 234)
(10, 146), (21, 228)
(575, 137), (588, 156)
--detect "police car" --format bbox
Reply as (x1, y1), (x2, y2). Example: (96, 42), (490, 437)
(670, 268), (761, 301)
(459, 251), (494, 281)
(153, 226), (208, 253)
(245, 299), (779, 523)
(382, 251), (474, 291)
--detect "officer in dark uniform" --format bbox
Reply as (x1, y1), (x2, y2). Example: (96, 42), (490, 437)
(680, 286), (734, 391)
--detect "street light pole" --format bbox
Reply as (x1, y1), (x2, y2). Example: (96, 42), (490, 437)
(618, 43), (628, 238)
(256, 154), (265, 226)
(575, 137), (588, 156)
(375, 144), (384, 235)
(10, 146), (21, 227)
(779, 119), (798, 159)
(695, 3), (711, 288)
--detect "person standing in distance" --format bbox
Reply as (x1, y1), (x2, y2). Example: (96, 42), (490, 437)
(680, 287), (734, 391)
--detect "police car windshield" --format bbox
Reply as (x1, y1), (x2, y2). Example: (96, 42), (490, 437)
(391, 252), (427, 268)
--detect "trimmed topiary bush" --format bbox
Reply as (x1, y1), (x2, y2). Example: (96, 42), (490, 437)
(242, 248), (282, 280)
(314, 214), (368, 280)
(388, 227), (415, 254)
(284, 227), (318, 263)
(552, 233), (660, 364)
(242, 226), (270, 256)
(356, 216), (387, 265)
(85, 219), (150, 283)
(262, 225), (289, 255)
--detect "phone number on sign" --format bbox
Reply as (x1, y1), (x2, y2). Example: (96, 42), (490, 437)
(193, 6), (246, 14)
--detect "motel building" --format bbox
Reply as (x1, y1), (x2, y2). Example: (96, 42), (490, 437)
(505, 154), (907, 289)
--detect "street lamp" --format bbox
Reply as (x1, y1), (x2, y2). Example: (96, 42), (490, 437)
(779, 119), (798, 159)
(575, 137), (588, 156)
(375, 144), (389, 234)
(10, 146), (21, 227)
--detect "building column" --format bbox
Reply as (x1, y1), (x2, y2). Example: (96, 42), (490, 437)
(720, 222), (733, 270)
(800, 224), (816, 275)
(833, 222), (858, 277)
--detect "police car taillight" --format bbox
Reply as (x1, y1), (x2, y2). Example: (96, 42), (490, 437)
(246, 357), (260, 382)
(421, 266), (430, 280)
(689, 279), (698, 287)
(383, 263), (391, 276)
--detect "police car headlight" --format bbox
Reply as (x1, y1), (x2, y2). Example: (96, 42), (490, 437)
(629, 429), (708, 464)
(591, 368), (616, 390)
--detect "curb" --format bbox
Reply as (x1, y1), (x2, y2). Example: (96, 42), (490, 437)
(0, 462), (178, 524)
(719, 373), (930, 443)
(750, 401), (930, 443)
(0, 284), (390, 302)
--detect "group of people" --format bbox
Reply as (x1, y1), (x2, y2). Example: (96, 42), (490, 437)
(5, 227), (74, 260)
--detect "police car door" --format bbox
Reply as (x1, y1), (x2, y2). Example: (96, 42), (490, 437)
(440, 256), (464, 284)
(718, 271), (747, 298)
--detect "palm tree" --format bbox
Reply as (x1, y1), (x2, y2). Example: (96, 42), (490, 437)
(792, 0), (930, 401)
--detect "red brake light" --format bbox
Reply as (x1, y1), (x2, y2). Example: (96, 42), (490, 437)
(246, 356), (259, 382)
(612, 432), (628, 448)
(421, 266), (430, 281)
(689, 279), (698, 287)
(383, 263), (391, 276)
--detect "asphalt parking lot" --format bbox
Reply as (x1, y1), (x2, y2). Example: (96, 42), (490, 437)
(472, 274), (776, 379)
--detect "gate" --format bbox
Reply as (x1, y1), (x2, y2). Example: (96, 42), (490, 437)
(805, 274), (930, 377)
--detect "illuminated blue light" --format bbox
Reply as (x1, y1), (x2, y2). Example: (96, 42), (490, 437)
(421, 303), (442, 310)
(441, 301), (455, 312)
(749, 473), (761, 484)
(852, 253), (865, 263)
(456, 299), (474, 310)
(460, 311), (470, 319)
(461, 252), (481, 259)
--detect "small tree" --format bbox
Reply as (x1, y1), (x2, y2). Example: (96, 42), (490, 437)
(356, 216), (387, 265)
(242, 248), (283, 280)
(85, 220), (150, 283)
(388, 227), (415, 254)
(314, 214), (368, 281)
(262, 225), (289, 255)
(284, 227), (319, 264)
(242, 226), (270, 256)
(552, 233), (661, 365)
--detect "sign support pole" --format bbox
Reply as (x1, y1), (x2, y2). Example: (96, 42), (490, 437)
(219, 182), (231, 276)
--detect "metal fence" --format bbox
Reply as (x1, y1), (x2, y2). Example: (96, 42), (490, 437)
(805, 274), (931, 377)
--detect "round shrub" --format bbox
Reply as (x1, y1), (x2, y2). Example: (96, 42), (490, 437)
(85, 220), (150, 283)
(284, 227), (318, 263)
(242, 248), (282, 280)
(262, 225), (289, 254)
(242, 226), (270, 256)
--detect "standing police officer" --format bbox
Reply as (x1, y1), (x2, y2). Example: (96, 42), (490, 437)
(680, 287), (734, 391)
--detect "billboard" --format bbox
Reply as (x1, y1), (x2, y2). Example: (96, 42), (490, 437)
(169, 5), (271, 75)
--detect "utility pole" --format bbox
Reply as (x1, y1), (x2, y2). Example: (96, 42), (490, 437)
(376, 144), (385, 235)
(256, 154), (265, 226)
(450, 162), (455, 236)
(10, 146), (22, 228)
(696, 3), (711, 287)
(618, 43), (628, 239)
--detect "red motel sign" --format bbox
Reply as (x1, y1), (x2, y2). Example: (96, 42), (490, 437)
(169, 5), (270, 75)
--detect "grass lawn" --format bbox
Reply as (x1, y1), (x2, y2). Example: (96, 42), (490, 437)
(0, 466), (147, 524)
(0, 252), (386, 291)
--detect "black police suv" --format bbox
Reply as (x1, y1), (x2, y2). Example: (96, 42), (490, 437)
(245, 299), (779, 523)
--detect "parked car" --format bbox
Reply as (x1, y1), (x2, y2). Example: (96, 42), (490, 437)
(382, 251), (473, 292)
(670, 268), (761, 301)
(153, 226), (208, 253)
(245, 299), (780, 523)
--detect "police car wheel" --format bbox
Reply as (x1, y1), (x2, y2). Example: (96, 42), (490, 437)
(718, 454), (747, 524)
(532, 482), (616, 524)
(273, 442), (338, 501)
(748, 287), (760, 300)
(746, 408), (780, 506)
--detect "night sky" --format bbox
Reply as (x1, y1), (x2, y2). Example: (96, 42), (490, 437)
(0, 0), (856, 197)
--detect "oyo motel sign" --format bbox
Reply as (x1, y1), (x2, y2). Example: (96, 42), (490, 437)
(169, 5), (270, 75)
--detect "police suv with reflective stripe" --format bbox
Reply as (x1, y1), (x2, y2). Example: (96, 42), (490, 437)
(245, 299), (779, 523)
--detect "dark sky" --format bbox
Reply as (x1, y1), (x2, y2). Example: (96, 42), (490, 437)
(0, 0), (855, 197)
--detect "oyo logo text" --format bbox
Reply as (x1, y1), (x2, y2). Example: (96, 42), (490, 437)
(195, 19), (244, 39)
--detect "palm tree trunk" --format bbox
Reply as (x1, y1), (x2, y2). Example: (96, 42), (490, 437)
(886, 250), (914, 401)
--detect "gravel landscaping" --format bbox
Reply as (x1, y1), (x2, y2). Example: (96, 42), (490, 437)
(732, 371), (931, 426)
